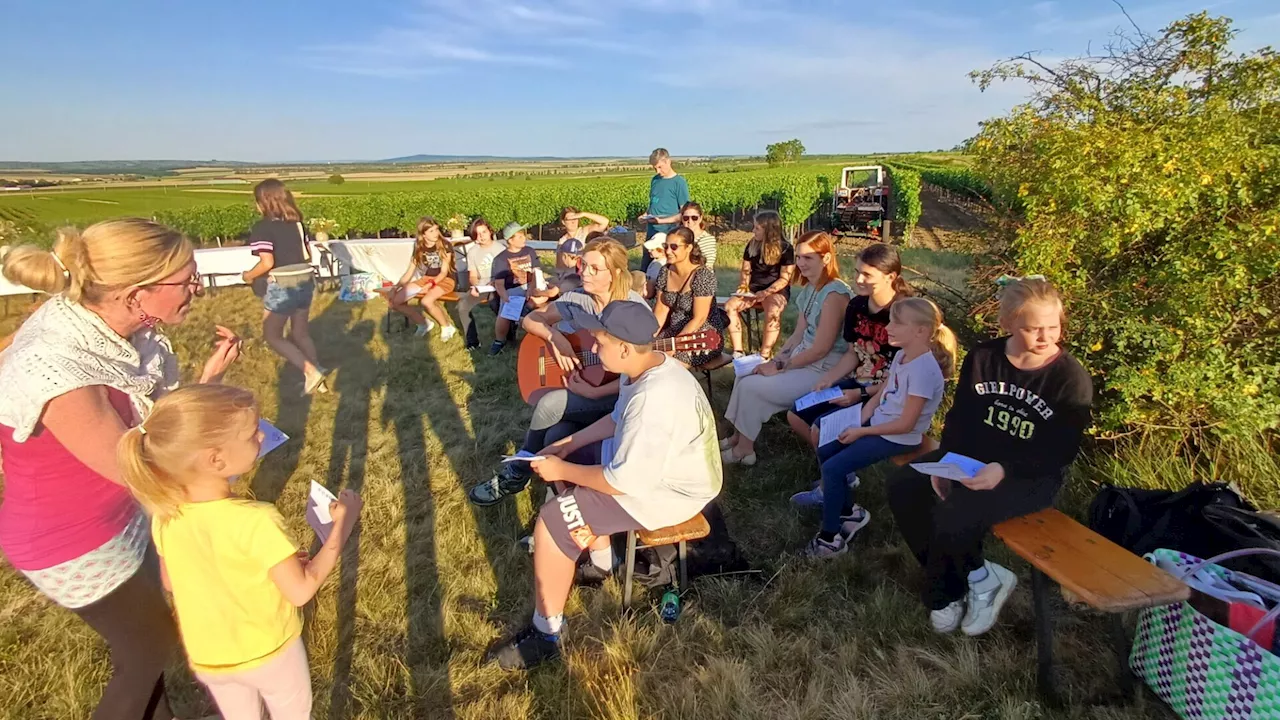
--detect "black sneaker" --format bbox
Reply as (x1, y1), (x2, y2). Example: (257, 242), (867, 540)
(488, 340), (507, 356)
(467, 463), (531, 506)
(488, 625), (561, 671)
(575, 563), (613, 587)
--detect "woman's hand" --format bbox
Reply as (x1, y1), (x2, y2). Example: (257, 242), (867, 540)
(812, 377), (834, 392)
(754, 361), (780, 377)
(830, 389), (859, 408)
(960, 463), (1006, 491)
(470, 286), (480, 297)
(565, 372), (600, 398)
(200, 326), (242, 383)
(550, 332), (581, 375)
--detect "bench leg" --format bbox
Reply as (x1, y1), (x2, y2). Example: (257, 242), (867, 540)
(1110, 612), (1136, 697)
(622, 531), (638, 611)
(1031, 568), (1062, 707)
(678, 540), (688, 591)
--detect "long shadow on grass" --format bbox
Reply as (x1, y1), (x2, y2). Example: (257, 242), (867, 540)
(321, 318), (376, 720)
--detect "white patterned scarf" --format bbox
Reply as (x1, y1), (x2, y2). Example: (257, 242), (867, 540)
(0, 295), (179, 442)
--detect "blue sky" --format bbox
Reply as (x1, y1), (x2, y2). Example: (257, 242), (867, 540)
(2, 0), (1277, 162)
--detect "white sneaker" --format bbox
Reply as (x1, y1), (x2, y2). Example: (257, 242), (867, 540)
(732, 351), (745, 359)
(931, 600), (965, 634)
(414, 319), (436, 337)
(719, 437), (735, 451)
(961, 561), (1018, 636)
(803, 533), (847, 559)
(440, 325), (458, 341)
(721, 448), (756, 466)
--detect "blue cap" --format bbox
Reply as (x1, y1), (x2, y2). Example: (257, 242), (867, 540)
(571, 301), (658, 344)
(560, 238), (585, 255)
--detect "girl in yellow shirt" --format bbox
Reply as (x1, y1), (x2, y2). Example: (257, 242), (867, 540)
(117, 385), (362, 720)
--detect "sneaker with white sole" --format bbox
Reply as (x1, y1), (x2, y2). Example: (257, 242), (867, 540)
(803, 533), (848, 559)
(961, 561), (1017, 636)
(719, 437), (735, 451)
(721, 448), (756, 466)
(931, 600), (965, 633)
(440, 325), (458, 341)
(839, 505), (871, 539)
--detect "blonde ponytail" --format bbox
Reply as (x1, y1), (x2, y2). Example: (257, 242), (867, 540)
(891, 297), (958, 378)
(1, 219), (191, 304)
(115, 384), (258, 520)
(117, 426), (187, 520)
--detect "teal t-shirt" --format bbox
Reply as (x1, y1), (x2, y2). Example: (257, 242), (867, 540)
(647, 174), (690, 236)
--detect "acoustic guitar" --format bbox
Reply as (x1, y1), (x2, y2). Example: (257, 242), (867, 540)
(516, 329), (722, 404)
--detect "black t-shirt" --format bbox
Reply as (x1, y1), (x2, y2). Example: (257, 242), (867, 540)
(940, 337), (1093, 480)
(743, 241), (795, 293)
(416, 249), (445, 278)
(248, 218), (310, 268)
(842, 295), (898, 383)
(491, 246), (541, 290)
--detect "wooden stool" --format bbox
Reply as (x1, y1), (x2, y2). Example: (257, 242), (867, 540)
(622, 514), (711, 610)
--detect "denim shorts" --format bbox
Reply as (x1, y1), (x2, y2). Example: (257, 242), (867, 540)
(264, 279), (315, 314)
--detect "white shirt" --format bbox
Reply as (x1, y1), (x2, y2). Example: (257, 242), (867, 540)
(601, 355), (722, 529)
(871, 350), (946, 446)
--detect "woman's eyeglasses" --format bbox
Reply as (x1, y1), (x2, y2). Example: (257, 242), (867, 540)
(150, 273), (203, 291)
(580, 263), (606, 277)
(681, 215), (701, 222)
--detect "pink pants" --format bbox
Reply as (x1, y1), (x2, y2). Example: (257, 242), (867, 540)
(195, 637), (312, 720)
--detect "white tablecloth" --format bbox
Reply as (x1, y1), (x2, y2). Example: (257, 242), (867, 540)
(0, 238), (558, 296)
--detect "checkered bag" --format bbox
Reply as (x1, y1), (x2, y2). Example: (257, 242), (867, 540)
(1132, 548), (1280, 719)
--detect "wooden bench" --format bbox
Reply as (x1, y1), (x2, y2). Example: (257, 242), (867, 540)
(384, 290), (460, 333)
(621, 513), (711, 610)
(992, 508), (1189, 703)
(890, 436), (939, 466)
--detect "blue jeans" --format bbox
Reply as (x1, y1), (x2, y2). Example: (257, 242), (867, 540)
(817, 435), (916, 534)
(263, 279), (314, 314)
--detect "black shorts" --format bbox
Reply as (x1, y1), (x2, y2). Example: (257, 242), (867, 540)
(792, 377), (866, 426)
(539, 486), (644, 559)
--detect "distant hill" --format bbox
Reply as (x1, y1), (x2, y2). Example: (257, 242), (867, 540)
(0, 160), (256, 176)
(379, 154), (628, 164)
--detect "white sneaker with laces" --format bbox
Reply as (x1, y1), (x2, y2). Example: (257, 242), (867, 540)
(440, 325), (458, 341)
(839, 505), (871, 539)
(719, 437), (735, 451)
(961, 561), (1018, 636)
(721, 448), (756, 466)
(803, 533), (847, 559)
(931, 600), (965, 633)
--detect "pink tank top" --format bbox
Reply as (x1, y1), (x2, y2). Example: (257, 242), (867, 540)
(0, 388), (140, 571)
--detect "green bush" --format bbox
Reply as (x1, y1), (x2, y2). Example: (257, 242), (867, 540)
(885, 165), (921, 234)
(970, 13), (1280, 442)
(328, 173), (345, 185)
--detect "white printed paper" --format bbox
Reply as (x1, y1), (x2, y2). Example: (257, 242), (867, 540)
(472, 284), (496, 293)
(498, 296), (525, 321)
(817, 403), (863, 447)
(533, 268), (547, 291)
(731, 291), (756, 299)
(733, 354), (766, 378)
(306, 481), (338, 543)
(910, 453), (985, 482)
(794, 387), (843, 412)
(257, 419), (289, 458)
(502, 450), (547, 463)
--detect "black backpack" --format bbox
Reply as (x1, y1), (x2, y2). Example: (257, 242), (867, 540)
(1087, 481), (1280, 583)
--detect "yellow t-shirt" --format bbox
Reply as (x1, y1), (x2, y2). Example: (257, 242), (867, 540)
(153, 498), (302, 674)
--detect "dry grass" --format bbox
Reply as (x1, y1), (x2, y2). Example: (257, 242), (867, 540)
(0, 245), (1175, 719)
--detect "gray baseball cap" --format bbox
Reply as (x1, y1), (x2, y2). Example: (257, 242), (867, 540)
(571, 301), (659, 344)
(500, 222), (529, 241)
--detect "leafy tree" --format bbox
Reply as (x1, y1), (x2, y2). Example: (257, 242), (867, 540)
(328, 173), (345, 185)
(969, 12), (1280, 441)
(766, 139), (805, 166)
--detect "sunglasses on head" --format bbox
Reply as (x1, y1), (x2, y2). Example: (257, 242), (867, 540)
(682, 215), (701, 221)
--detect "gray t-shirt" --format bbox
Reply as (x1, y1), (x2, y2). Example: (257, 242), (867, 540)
(601, 355), (723, 529)
(871, 350), (946, 446)
(553, 288), (650, 335)
(464, 240), (506, 287)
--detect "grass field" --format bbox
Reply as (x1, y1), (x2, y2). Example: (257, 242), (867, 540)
(0, 241), (1189, 719)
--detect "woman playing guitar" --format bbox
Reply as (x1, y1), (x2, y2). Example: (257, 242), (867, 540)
(467, 238), (649, 508)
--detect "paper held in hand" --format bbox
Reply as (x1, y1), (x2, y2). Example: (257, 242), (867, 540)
(910, 453), (986, 482)
(257, 419), (289, 458)
(502, 450), (547, 463)
(472, 284), (496, 294)
(732, 354), (767, 378)
(498, 296), (525, 321)
(794, 387), (843, 412)
(731, 291), (756, 298)
(817, 403), (862, 447)
(306, 481), (338, 543)
(533, 268), (547, 291)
